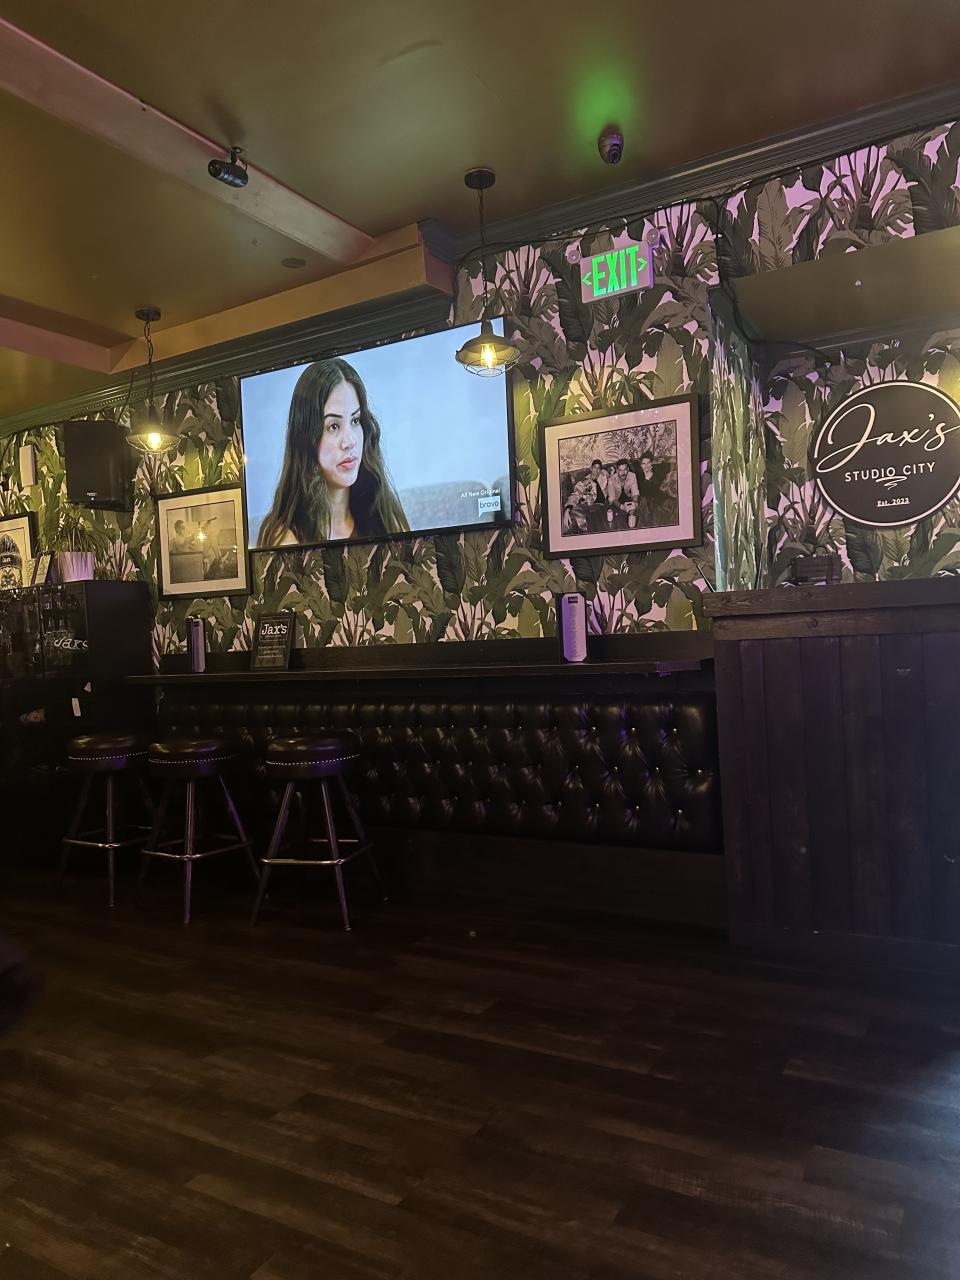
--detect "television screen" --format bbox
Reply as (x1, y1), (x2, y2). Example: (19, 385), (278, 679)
(240, 320), (514, 549)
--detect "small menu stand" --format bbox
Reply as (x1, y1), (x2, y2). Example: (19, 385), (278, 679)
(252, 612), (295, 671)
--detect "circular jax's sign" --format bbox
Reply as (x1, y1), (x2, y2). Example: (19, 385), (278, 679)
(813, 381), (960, 527)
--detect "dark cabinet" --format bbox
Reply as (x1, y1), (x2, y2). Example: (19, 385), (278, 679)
(705, 580), (960, 970)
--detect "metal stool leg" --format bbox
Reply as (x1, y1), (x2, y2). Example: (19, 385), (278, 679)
(251, 780), (295, 925)
(139, 780), (170, 898)
(60, 774), (93, 885)
(320, 778), (351, 933)
(183, 860), (193, 927)
(105, 774), (117, 910)
(250, 864), (272, 926)
(220, 776), (259, 884)
(183, 780), (197, 926)
(336, 775), (386, 901)
(297, 788), (308, 856)
(135, 773), (155, 824)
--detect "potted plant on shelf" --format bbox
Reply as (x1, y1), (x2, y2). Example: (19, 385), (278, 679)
(49, 505), (109, 583)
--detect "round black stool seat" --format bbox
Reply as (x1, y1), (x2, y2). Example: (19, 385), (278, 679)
(264, 734), (360, 780)
(147, 736), (238, 779)
(67, 733), (147, 773)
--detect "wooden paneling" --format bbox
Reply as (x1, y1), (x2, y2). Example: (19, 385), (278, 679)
(764, 639), (812, 929)
(921, 631), (960, 945)
(800, 637), (851, 931)
(707, 584), (960, 965)
(879, 633), (929, 940)
(713, 607), (960, 641)
(738, 640), (775, 927)
(840, 635), (888, 936)
(706, 579), (960, 617)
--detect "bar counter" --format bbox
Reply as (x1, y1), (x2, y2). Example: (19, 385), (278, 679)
(705, 577), (960, 971)
(130, 632), (725, 926)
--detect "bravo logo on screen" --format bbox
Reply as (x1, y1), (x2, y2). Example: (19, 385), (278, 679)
(580, 239), (654, 304)
(813, 381), (960, 528)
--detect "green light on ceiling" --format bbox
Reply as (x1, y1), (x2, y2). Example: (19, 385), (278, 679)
(572, 66), (637, 150)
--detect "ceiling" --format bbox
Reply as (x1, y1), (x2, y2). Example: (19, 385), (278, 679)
(2, 0), (960, 420)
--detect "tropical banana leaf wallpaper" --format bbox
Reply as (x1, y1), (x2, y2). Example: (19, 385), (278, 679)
(0, 117), (956, 652)
(752, 119), (960, 583)
(453, 202), (719, 637)
(708, 298), (767, 590)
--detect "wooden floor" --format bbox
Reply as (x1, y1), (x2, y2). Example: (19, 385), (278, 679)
(0, 871), (958, 1279)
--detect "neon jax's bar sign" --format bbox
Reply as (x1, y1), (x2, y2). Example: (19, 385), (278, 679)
(580, 239), (654, 304)
(813, 381), (960, 528)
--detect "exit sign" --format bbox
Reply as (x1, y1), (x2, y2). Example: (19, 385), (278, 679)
(580, 240), (654, 304)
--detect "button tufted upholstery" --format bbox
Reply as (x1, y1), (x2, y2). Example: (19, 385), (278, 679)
(147, 736), (239, 780)
(67, 733), (147, 773)
(159, 693), (722, 855)
(264, 734), (362, 779)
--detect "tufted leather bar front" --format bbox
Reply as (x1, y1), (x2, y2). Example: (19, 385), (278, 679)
(159, 692), (722, 855)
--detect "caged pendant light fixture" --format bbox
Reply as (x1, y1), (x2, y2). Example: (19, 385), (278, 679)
(126, 307), (179, 454)
(455, 168), (520, 376)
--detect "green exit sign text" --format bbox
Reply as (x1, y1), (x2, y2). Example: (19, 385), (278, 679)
(580, 240), (654, 304)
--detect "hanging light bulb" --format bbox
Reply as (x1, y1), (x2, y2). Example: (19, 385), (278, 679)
(455, 318), (521, 377)
(455, 169), (520, 376)
(130, 400), (176, 455)
(126, 307), (179, 454)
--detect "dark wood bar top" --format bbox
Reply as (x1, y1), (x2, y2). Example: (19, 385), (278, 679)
(130, 632), (713, 686)
(130, 658), (704, 685)
(704, 577), (960, 618)
(704, 579), (960, 642)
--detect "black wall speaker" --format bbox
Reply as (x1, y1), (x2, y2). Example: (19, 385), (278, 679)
(62, 420), (132, 510)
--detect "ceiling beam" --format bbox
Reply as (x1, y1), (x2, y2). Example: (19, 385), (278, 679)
(109, 230), (452, 368)
(0, 17), (372, 265)
(0, 315), (113, 372)
(0, 228), (453, 435)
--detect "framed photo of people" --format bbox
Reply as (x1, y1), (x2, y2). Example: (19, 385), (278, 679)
(538, 396), (701, 558)
(155, 485), (249, 599)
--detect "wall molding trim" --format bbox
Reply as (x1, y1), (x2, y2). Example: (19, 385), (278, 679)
(456, 81), (960, 258)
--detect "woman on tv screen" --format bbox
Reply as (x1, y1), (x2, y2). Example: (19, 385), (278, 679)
(257, 358), (409, 547)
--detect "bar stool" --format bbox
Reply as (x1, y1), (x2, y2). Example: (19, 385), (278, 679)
(61, 733), (150, 908)
(251, 734), (385, 932)
(139, 736), (258, 925)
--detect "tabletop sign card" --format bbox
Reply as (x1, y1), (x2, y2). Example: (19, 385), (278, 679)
(252, 612), (295, 670)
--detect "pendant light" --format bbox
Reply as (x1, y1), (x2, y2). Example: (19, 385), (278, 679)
(126, 307), (178, 454)
(455, 168), (520, 376)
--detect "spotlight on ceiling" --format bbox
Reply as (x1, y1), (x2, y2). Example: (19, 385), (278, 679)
(208, 146), (249, 188)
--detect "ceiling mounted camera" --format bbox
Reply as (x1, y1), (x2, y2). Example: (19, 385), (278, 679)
(208, 145), (248, 188)
(598, 125), (624, 165)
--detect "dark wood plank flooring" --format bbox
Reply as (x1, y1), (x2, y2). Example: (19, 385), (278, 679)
(0, 871), (958, 1278)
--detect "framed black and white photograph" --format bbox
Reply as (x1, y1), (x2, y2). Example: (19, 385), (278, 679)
(0, 511), (37, 590)
(539, 396), (701, 558)
(155, 485), (249, 599)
